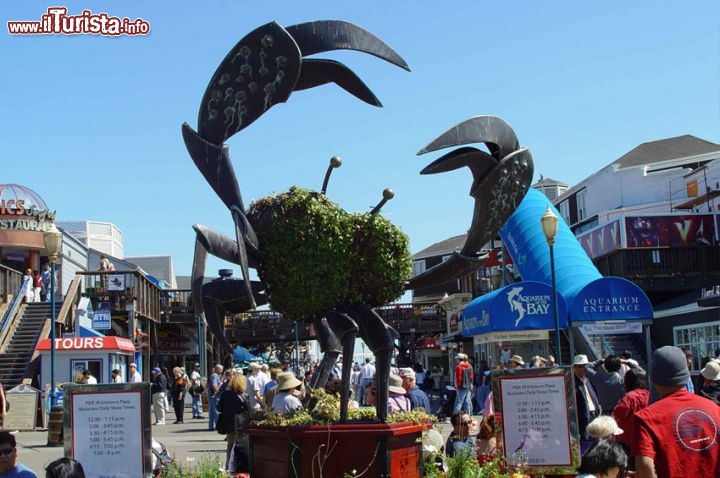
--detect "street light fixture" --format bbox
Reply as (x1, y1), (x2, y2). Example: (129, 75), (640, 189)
(43, 222), (62, 407)
(540, 206), (561, 365)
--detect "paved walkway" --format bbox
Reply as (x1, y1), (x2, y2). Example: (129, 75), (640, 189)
(12, 395), (458, 476)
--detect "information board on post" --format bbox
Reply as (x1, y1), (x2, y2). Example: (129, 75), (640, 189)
(63, 383), (152, 478)
(492, 366), (580, 475)
(4, 384), (40, 431)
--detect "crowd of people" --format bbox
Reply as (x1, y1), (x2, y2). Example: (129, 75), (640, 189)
(21, 265), (53, 303)
(439, 345), (720, 477)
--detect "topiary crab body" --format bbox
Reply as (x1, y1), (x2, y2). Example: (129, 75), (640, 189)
(248, 187), (411, 322)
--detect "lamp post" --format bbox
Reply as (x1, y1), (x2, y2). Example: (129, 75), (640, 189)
(43, 223), (62, 406)
(540, 206), (561, 365)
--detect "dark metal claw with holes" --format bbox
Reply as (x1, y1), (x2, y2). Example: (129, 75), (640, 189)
(406, 116), (534, 290)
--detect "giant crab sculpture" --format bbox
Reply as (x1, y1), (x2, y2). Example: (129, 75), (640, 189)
(183, 20), (533, 421)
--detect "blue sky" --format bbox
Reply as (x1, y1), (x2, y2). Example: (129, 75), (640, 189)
(2, 1), (718, 281)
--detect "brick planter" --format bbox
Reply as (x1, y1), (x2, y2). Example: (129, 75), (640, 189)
(246, 421), (424, 478)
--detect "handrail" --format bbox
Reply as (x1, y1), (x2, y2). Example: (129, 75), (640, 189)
(0, 278), (28, 334)
(56, 275), (83, 328)
(0, 278), (29, 353)
(576, 326), (602, 361)
(0, 264), (22, 304)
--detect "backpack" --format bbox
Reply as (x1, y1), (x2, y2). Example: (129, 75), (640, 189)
(460, 366), (473, 389)
(191, 377), (205, 396)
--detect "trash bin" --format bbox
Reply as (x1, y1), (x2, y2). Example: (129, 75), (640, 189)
(47, 405), (63, 446)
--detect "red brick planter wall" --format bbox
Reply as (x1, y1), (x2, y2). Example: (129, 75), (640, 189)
(247, 421), (424, 477)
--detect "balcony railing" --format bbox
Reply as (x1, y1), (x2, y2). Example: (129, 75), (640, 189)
(224, 303), (447, 344)
(76, 270), (163, 322)
(596, 245), (720, 279)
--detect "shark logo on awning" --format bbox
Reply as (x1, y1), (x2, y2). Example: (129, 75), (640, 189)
(506, 286), (551, 328)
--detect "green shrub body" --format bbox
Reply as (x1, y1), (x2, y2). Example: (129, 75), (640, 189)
(248, 187), (411, 322)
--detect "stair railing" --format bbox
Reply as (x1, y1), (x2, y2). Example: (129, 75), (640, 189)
(0, 277), (30, 351)
(0, 264), (23, 304)
(26, 275), (84, 373)
(575, 326), (603, 361)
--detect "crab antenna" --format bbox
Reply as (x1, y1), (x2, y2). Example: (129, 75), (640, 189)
(369, 188), (394, 215)
(321, 156), (343, 195)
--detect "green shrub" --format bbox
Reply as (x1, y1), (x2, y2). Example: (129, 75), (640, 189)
(247, 187), (411, 322)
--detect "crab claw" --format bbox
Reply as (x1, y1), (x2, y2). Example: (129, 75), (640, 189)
(195, 20), (409, 145)
(406, 116), (533, 290)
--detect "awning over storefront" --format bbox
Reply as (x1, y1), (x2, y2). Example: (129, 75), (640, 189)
(500, 189), (654, 325)
(461, 281), (568, 337)
(36, 336), (136, 352)
(565, 276), (653, 323)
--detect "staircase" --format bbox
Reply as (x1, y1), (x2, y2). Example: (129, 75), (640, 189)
(0, 302), (59, 388)
(600, 334), (648, 372)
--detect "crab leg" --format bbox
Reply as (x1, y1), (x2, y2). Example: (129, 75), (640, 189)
(349, 304), (398, 423)
(324, 311), (359, 423)
(183, 124), (259, 308)
(308, 318), (342, 390)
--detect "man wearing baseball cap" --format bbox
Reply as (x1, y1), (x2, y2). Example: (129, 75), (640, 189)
(400, 368), (430, 411)
(633, 346), (720, 477)
(453, 353), (474, 415)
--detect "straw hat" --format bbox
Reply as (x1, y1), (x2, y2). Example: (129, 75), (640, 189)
(276, 372), (302, 391)
(388, 374), (406, 394)
(509, 355), (525, 366)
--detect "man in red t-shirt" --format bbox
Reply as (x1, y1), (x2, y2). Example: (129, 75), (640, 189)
(632, 346), (720, 478)
(453, 353), (474, 415)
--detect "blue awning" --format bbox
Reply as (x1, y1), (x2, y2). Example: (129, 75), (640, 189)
(79, 325), (104, 337)
(566, 277), (653, 322)
(462, 281), (568, 336)
(500, 189), (654, 325)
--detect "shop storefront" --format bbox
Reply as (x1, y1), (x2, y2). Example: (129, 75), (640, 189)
(36, 336), (136, 385)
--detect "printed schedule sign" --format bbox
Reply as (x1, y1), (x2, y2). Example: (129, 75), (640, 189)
(70, 390), (147, 478)
(493, 367), (580, 475)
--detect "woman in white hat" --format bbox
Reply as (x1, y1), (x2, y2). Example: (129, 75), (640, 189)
(700, 359), (720, 405)
(388, 374), (411, 414)
(271, 372), (304, 415)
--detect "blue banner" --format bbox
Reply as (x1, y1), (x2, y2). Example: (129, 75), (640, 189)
(462, 281), (568, 336)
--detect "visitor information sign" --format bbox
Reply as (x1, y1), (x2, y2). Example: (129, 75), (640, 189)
(63, 383), (152, 478)
(492, 367), (580, 475)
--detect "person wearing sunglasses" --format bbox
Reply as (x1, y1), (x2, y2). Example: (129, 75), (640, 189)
(445, 411), (477, 458)
(0, 431), (37, 477)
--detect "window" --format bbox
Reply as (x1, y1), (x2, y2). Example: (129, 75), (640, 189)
(674, 321), (720, 372)
(559, 201), (570, 224)
(412, 260), (426, 277)
(576, 189), (587, 222)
